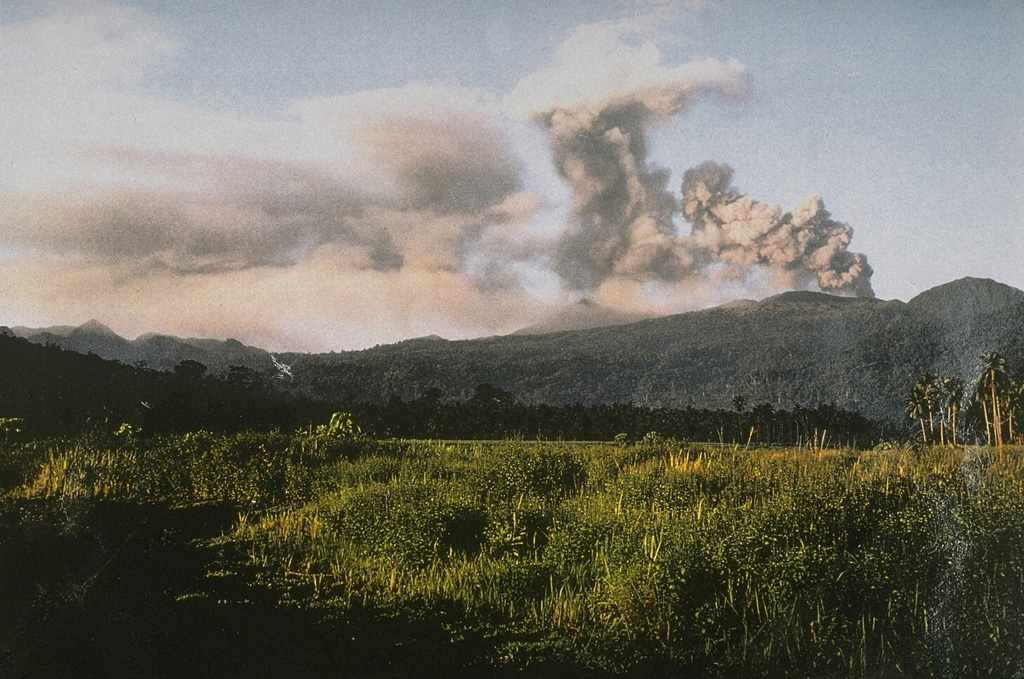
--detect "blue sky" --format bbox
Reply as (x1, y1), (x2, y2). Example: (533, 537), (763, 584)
(1, 1), (1021, 350)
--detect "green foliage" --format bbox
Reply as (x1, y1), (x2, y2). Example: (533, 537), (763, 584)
(472, 444), (586, 504)
(217, 439), (1024, 675)
(317, 412), (362, 439)
(6, 434), (1024, 676)
(0, 416), (24, 440)
(324, 480), (487, 567)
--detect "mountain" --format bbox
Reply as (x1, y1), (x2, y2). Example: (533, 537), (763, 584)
(8, 321), (274, 374)
(278, 278), (1024, 421)
(0, 332), (328, 437)
(8, 278), (1023, 422)
(907, 277), (1024, 323)
(9, 324), (78, 338)
(904, 277), (1024, 389)
(513, 299), (654, 335)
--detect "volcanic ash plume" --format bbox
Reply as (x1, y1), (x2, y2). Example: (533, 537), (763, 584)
(681, 162), (874, 296)
(530, 58), (750, 291)
(513, 24), (873, 300)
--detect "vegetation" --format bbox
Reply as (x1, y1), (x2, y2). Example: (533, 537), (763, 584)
(11, 278), (1024, 423)
(4, 427), (1024, 677)
(0, 332), (893, 445)
(349, 389), (891, 446)
(906, 353), (1024, 447)
(4, 277), (1024, 675)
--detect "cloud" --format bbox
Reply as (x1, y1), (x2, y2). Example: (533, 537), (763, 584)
(0, 2), (538, 280)
(0, 252), (550, 352)
(0, 4), (547, 348)
(506, 13), (872, 305)
(507, 15), (750, 291)
(0, 1), (301, 190)
(0, 1), (877, 351)
(1, 1), (177, 87)
(681, 161), (874, 296)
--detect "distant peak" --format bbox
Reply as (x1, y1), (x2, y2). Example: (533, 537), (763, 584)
(910, 277), (1022, 300)
(74, 319), (121, 337)
(759, 290), (865, 308)
(908, 277), (1024, 321)
(398, 334), (448, 345)
(513, 300), (654, 335)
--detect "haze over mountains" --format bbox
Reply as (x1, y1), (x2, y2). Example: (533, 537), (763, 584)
(5, 277), (1023, 421)
(7, 321), (273, 374)
(512, 299), (654, 335)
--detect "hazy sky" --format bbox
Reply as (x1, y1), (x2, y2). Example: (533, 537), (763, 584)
(2, 1), (1021, 351)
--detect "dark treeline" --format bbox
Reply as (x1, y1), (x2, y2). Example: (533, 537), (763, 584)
(346, 384), (894, 446)
(2, 333), (894, 445)
(0, 333), (333, 438)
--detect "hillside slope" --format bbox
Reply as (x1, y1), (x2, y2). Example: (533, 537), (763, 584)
(8, 322), (274, 374)
(281, 278), (1024, 420)
(8, 278), (1023, 421)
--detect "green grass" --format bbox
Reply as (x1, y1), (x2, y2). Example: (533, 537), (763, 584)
(5, 433), (1024, 676)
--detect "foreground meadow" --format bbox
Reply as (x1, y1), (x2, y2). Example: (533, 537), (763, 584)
(3, 431), (1024, 677)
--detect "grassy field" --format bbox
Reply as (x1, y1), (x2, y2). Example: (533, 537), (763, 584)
(3, 431), (1024, 677)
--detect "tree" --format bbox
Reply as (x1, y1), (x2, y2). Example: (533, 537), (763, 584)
(905, 374), (938, 444)
(226, 365), (262, 390)
(974, 352), (1009, 447)
(937, 377), (964, 446)
(470, 383), (515, 406)
(174, 359), (208, 380)
(1007, 377), (1023, 444)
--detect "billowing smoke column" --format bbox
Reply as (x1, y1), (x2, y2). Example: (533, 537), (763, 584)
(535, 58), (749, 291)
(681, 162), (874, 296)
(542, 101), (684, 289)
(530, 54), (873, 298)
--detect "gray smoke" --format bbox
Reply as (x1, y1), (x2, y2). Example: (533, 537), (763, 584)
(531, 59), (872, 298)
(542, 101), (683, 289)
(12, 112), (528, 283)
(531, 58), (749, 291)
(681, 161), (874, 297)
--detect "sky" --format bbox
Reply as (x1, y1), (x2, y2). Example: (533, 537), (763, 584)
(1, 0), (1021, 351)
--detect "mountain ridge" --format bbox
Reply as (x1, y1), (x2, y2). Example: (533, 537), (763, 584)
(6, 323), (274, 374)
(5, 277), (1022, 421)
(513, 298), (654, 335)
(277, 277), (1024, 420)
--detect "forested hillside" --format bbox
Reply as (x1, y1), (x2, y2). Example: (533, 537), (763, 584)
(282, 278), (1024, 420)
(8, 278), (1024, 423)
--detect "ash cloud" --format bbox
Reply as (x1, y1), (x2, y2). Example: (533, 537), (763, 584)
(361, 115), (522, 215)
(1, 2), (880, 351)
(682, 162), (874, 296)
(541, 101), (688, 289)
(520, 55), (749, 290)
(6, 106), (531, 283)
(515, 35), (872, 299)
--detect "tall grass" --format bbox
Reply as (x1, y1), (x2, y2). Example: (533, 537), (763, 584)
(5, 434), (1024, 675)
(221, 440), (1024, 676)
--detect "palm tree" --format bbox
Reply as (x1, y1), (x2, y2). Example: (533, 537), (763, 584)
(905, 376), (935, 444)
(923, 374), (939, 442)
(939, 377), (964, 446)
(974, 352), (1009, 447)
(1007, 377), (1022, 444)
